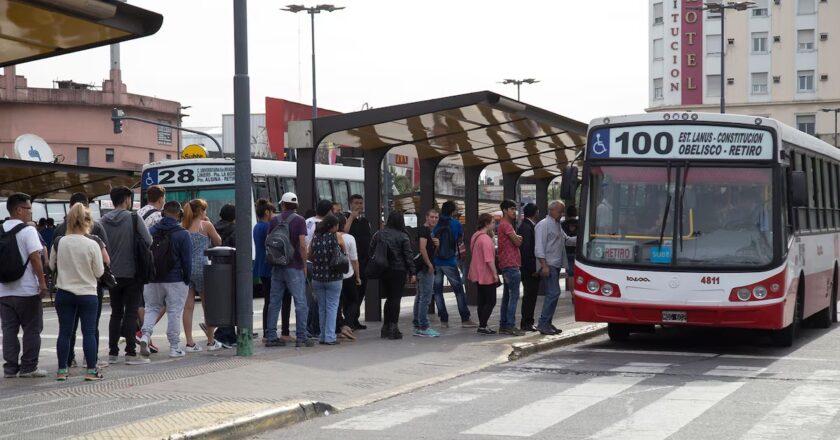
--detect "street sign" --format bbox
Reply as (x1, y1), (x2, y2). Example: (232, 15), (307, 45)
(181, 144), (207, 159)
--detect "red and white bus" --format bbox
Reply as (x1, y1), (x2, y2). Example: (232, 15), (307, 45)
(574, 112), (839, 346)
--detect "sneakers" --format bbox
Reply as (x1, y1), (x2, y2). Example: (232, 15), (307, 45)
(461, 320), (479, 328)
(55, 369), (69, 381)
(296, 339), (316, 348)
(264, 338), (286, 347)
(319, 340), (340, 345)
(440, 321), (450, 329)
(537, 325), (559, 336)
(499, 327), (526, 336)
(84, 369), (103, 381)
(149, 340), (159, 354)
(413, 328), (441, 337)
(3, 372), (16, 378)
(19, 369), (47, 378)
(169, 347), (186, 358)
(183, 343), (202, 353)
(477, 327), (497, 335)
(207, 340), (223, 351)
(135, 330), (143, 344)
(107, 354), (120, 364)
(138, 335), (151, 357)
(125, 355), (150, 365)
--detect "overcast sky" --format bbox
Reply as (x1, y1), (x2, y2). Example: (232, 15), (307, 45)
(18, 0), (648, 127)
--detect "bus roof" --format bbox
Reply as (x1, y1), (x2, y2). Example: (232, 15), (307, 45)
(143, 158), (364, 181)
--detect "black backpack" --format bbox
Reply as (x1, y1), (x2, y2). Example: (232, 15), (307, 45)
(365, 232), (390, 279)
(266, 213), (300, 266)
(0, 224), (30, 283)
(435, 220), (456, 260)
(150, 229), (175, 282)
(132, 213), (155, 284)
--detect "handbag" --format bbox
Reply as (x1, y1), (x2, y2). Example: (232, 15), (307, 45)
(329, 236), (350, 274)
(100, 263), (118, 289)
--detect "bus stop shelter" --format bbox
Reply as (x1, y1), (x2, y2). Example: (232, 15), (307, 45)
(0, 158), (139, 200)
(291, 90), (588, 320)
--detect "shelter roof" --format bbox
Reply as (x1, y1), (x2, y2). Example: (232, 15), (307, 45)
(0, 158), (138, 200)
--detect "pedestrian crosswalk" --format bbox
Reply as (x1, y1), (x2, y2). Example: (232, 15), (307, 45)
(323, 355), (840, 439)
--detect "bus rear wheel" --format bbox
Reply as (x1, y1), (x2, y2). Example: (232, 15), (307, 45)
(812, 272), (837, 329)
(607, 323), (631, 342)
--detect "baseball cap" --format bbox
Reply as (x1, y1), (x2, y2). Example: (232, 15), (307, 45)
(281, 192), (298, 204)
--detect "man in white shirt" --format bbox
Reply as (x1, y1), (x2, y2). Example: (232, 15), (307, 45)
(0, 193), (49, 378)
(534, 200), (576, 336)
(137, 185), (165, 229)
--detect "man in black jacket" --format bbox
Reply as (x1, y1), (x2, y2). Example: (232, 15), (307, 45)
(517, 203), (540, 332)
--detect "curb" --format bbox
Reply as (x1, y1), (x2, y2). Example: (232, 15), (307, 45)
(169, 401), (336, 440)
(508, 323), (608, 361)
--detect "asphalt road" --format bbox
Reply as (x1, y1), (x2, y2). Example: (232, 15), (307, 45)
(257, 316), (840, 440)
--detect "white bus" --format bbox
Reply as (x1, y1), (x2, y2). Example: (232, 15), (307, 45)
(140, 158), (365, 223)
(575, 112), (838, 346)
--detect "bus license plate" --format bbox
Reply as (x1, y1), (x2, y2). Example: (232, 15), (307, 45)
(662, 311), (687, 323)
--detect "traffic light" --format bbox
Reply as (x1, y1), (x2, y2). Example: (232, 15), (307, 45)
(111, 108), (124, 134)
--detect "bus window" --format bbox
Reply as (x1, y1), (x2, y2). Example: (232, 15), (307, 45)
(282, 178), (296, 195)
(267, 176), (282, 204)
(317, 179), (333, 202)
(333, 180), (350, 211)
(252, 175), (270, 202)
(349, 181), (364, 199)
(195, 188), (235, 223)
(46, 202), (66, 224)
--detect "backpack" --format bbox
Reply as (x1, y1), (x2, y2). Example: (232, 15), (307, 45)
(132, 212), (156, 284)
(365, 232), (390, 279)
(150, 230), (175, 282)
(266, 213), (300, 266)
(435, 220), (456, 260)
(0, 224), (30, 283)
(142, 208), (159, 221)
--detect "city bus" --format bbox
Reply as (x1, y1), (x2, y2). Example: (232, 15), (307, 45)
(574, 112), (838, 346)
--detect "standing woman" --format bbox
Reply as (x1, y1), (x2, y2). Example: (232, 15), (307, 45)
(308, 215), (346, 345)
(371, 211), (416, 340)
(51, 203), (104, 380)
(181, 199), (222, 352)
(469, 213), (499, 335)
(336, 215), (360, 340)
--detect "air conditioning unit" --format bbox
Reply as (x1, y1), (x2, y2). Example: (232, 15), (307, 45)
(774, 35), (781, 42)
(728, 38), (735, 45)
(773, 0), (780, 4)
(727, 78), (735, 85)
(773, 76), (781, 83)
(820, 33), (828, 41)
(821, 74), (829, 81)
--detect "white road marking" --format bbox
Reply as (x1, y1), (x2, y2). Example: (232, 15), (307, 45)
(325, 405), (444, 431)
(0, 398), (118, 427)
(610, 362), (672, 374)
(590, 380), (744, 440)
(704, 365), (767, 378)
(463, 374), (649, 437)
(0, 400), (164, 438)
(567, 348), (719, 358)
(0, 396), (70, 413)
(740, 371), (840, 440)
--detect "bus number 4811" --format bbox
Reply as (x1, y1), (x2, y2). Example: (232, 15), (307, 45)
(700, 276), (720, 285)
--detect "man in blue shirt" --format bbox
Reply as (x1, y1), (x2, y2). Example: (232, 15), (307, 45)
(432, 201), (477, 328)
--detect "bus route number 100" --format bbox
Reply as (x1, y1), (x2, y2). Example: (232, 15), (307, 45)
(616, 131), (674, 155)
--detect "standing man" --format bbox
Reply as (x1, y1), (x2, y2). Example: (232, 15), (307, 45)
(412, 208), (440, 337)
(265, 193), (315, 348)
(136, 185), (165, 353)
(517, 203), (540, 332)
(534, 200), (576, 336)
(101, 186), (152, 364)
(138, 201), (192, 359)
(0, 193), (48, 378)
(497, 200), (525, 336)
(344, 194), (371, 330)
(432, 201), (477, 328)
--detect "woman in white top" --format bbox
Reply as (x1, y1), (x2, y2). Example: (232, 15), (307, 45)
(50, 203), (104, 381)
(336, 215), (361, 340)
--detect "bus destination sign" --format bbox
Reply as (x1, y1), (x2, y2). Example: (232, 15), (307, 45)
(588, 125), (773, 161)
(142, 165), (235, 189)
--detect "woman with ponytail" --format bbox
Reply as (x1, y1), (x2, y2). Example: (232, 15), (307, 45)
(181, 199), (222, 352)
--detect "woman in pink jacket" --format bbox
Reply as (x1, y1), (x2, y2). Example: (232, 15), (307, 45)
(469, 213), (499, 335)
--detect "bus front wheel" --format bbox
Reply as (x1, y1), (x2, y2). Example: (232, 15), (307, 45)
(772, 283), (804, 347)
(607, 323), (631, 342)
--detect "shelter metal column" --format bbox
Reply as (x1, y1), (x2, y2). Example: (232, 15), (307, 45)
(463, 165), (485, 306)
(536, 177), (552, 220)
(419, 157), (443, 215)
(502, 171), (525, 202)
(296, 147), (316, 215)
(363, 147), (388, 322)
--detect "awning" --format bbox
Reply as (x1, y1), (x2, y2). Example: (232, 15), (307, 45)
(0, 158), (139, 200)
(0, 0), (162, 67)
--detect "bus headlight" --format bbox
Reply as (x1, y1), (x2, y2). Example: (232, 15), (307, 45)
(736, 288), (751, 302)
(752, 286), (768, 300)
(587, 280), (600, 294)
(601, 284), (614, 296)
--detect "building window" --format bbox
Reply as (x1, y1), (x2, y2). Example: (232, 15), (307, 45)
(752, 32), (769, 53)
(707, 75), (721, 97)
(798, 70), (815, 92)
(149, 152), (155, 163)
(653, 78), (664, 100)
(751, 72), (769, 94)
(166, 154), (172, 160)
(653, 2), (664, 25)
(77, 147), (89, 166)
(707, 34), (722, 55)
(157, 120), (172, 145)
(798, 29), (815, 51)
(653, 38), (664, 60)
(798, 0), (816, 15)
(797, 114), (816, 135)
(105, 148), (114, 163)
(752, 0), (769, 16)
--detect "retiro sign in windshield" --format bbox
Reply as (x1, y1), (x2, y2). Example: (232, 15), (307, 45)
(587, 124), (774, 160)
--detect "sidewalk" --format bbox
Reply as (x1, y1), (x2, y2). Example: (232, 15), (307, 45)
(0, 290), (599, 440)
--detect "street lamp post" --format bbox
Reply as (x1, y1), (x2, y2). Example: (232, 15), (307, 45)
(822, 107), (840, 147)
(282, 4), (345, 119)
(499, 78), (540, 101)
(696, 2), (754, 114)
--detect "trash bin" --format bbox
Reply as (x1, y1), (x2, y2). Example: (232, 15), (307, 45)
(204, 246), (236, 327)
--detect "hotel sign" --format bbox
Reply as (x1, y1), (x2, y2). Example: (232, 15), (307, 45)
(666, 0), (704, 105)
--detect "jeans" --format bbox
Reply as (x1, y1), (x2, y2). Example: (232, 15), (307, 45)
(108, 278), (143, 356)
(477, 283), (497, 328)
(267, 267), (308, 342)
(141, 282), (188, 348)
(55, 290), (98, 370)
(382, 270), (407, 324)
(0, 295), (42, 376)
(67, 287), (104, 366)
(413, 269), (435, 330)
(433, 265), (471, 322)
(520, 268), (540, 329)
(538, 266), (562, 328)
(500, 267), (521, 329)
(313, 280), (342, 343)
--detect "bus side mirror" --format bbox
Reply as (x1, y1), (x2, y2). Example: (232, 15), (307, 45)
(790, 171), (808, 207)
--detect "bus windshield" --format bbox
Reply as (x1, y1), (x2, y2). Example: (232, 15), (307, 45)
(164, 188), (235, 223)
(582, 165), (774, 268)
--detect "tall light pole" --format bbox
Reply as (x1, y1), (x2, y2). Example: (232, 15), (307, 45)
(499, 78), (540, 101)
(696, 2), (754, 113)
(823, 107), (840, 147)
(282, 4), (345, 120)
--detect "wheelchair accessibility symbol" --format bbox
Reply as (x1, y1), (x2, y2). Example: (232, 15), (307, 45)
(589, 128), (610, 158)
(142, 170), (158, 189)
